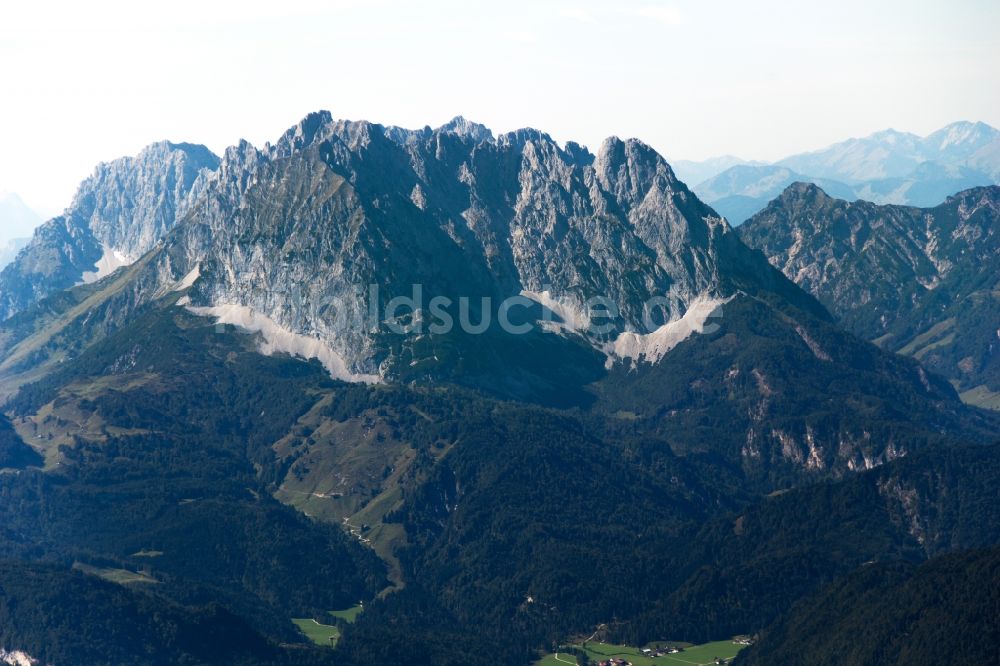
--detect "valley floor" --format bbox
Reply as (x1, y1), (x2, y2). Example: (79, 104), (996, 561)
(537, 639), (748, 666)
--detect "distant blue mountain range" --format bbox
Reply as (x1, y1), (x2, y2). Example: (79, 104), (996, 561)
(673, 121), (1000, 224)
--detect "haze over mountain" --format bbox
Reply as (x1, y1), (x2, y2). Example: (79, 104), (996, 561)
(0, 192), (44, 269)
(668, 155), (766, 189)
(0, 192), (42, 241)
(779, 121), (1000, 182)
(0, 239), (29, 271)
(0, 112), (998, 666)
(693, 165), (857, 227)
(686, 121), (1000, 223)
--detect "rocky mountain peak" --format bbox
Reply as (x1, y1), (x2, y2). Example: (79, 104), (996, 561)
(496, 127), (554, 151)
(777, 180), (833, 201)
(0, 141), (220, 320)
(436, 115), (493, 143)
(925, 120), (1000, 153)
(561, 140), (594, 167)
(764, 181), (842, 218)
(134, 140), (218, 166)
(267, 110), (335, 158)
(161, 115), (820, 380)
(72, 141), (220, 256)
(594, 136), (683, 203)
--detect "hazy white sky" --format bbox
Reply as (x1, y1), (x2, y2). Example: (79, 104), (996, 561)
(1, 0), (998, 214)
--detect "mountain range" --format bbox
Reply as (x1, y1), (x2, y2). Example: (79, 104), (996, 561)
(0, 112), (833, 393)
(739, 182), (1000, 409)
(780, 122), (1000, 182)
(668, 155), (767, 189)
(680, 121), (1000, 223)
(0, 113), (997, 666)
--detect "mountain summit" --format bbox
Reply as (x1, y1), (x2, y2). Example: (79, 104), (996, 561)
(0, 142), (219, 319)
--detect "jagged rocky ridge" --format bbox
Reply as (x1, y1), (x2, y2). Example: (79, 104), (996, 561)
(0, 141), (220, 320)
(1, 112), (822, 383)
(739, 183), (1000, 398)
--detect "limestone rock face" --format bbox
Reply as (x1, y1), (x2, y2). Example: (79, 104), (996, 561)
(122, 112), (815, 379)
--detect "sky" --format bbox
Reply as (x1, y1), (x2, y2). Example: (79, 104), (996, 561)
(1, 0), (998, 215)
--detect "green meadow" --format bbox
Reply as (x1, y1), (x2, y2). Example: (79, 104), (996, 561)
(538, 639), (746, 666)
(292, 604), (364, 647)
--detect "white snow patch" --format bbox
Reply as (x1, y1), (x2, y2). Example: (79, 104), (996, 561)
(81, 245), (132, 283)
(607, 296), (728, 366)
(186, 303), (379, 384)
(174, 264), (201, 291)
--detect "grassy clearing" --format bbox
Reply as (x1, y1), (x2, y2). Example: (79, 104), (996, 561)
(870, 332), (894, 347)
(292, 606), (362, 648)
(272, 397), (455, 592)
(10, 374), (158, 471)
(897, 318), (955, 356)
(292, 618), (341, 647)
(0, 252), (157, 399)
(911, 332), (955, 359)
(960, 384), (1000, 411)
(538, 640), (746, 666)
(328, 604), (364, 623)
